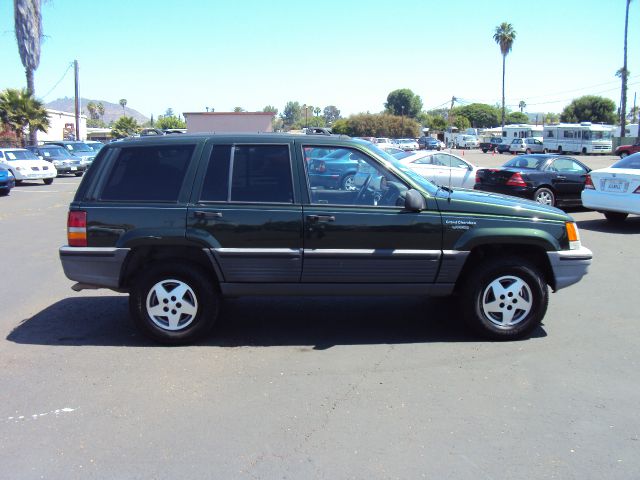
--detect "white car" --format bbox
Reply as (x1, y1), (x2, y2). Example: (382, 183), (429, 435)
(581, 153), (640, 222)
(396, 150), (478, 189)
(0, 148), (57, 184)
(509, 137), (545, 154)
(396, 138), (419, 151)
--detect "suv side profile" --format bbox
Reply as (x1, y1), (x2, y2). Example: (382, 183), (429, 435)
(59, 134), (592, 344)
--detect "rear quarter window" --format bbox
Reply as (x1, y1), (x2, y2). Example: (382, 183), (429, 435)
(100, 145), (194, 202)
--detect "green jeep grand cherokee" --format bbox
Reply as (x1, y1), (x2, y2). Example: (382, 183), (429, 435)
(60, 134), (592, 344)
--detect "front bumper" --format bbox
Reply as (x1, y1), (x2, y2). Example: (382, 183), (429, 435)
(59, 246), (130, 290)
(547, 246), (593, 291)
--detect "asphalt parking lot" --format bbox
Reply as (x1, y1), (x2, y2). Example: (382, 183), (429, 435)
(1, 162), (639, 479)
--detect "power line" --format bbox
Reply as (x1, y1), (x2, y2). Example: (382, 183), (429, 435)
(41, 62), (74, 100)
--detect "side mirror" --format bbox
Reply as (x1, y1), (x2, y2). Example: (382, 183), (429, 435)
(404, 189), (426, 211)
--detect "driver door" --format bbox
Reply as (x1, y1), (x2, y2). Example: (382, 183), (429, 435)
(300, 145), (442, 283)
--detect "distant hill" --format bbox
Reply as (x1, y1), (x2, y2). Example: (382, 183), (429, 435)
(45, 97), (149, 125)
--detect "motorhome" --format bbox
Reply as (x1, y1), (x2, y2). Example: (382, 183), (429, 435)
(501, 124), (543, 141)
(542, 123), (613, 154)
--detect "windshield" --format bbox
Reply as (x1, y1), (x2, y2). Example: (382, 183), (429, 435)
(87, 143), (104, 152)
(39, 147), (73, 159)
(3, 149), (40, 161)
(65, 142), (92, 152)
(367, 144), (438, 193)
(584, 130), (612, 140)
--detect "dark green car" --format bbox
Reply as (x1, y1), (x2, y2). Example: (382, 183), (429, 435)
(59, 134), (592, 344)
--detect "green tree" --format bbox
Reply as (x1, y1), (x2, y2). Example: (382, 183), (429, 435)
(544, 112), (560, 124)
(233, 106), (246, 112)
(119, 98), (127, 116)
(384, 89), (423, 118)
(336, 113), (420, 138)
(453, 103), (500, 128)
(263, 105), (278, 115)
(560, 96), (617, 124)
(282, 101), (302, 129)
(424, 115), (447, 132)
(519, 100), (527, 113)
(314, 107), (321, 117)
(87, 118), (106, 128)
(453, 115), (471, 131)
(506, 111), (530, 124)
(14, 0), (43, 144)
(323, 105), (341, 125)
(155, 115), (186, 129)
(97, 102), (105, 122)
(0, 87), (49, 147)
(111, 116), (140, 138)
(493, 22), (517, 129)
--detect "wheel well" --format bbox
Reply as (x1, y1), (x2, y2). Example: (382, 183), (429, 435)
(120, 246), (221, 290)
(455, 244), (555, 292)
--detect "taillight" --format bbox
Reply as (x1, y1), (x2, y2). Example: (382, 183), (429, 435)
(67, 211), (87, 247)
(475, 172), (481, 184)
(506, 172), (527, 187)
(584, 174), (594, 189)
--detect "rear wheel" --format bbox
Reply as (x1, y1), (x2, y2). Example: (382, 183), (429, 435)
(543, 148), (549, 154)
(620, 152), (629, 158)
(75, 171), (84, 177)
(582, 148), (587, 154)
(557, 146), (563, 154)
(604, 211), (628, 223)
(525, 148), (532, 154)
(341, 173), (357, 191)
(461, 257), (548, 340)
(129, 261), (219, 344)
(534, 187), (555, 206)
(43, 178), (53, 185)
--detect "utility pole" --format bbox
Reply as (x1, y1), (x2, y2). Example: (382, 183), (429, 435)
(74, 59), (80, 141)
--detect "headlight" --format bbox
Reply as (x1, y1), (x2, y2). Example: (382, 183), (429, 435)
(16, 166), (24, 171)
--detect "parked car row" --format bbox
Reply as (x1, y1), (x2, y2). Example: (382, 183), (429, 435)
(0, 140), (104, 196)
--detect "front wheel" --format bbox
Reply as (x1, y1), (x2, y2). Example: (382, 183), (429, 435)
(341, 173), (357, 191)
(74, 171), (84, 177)
(43, 178), (53, 185)
(461, 257), (548, 340)
(129, 261), (219, 344)
(525, 148), (532, 154)
(604, 211), (628, 223)
(534, 187), (555, 206)
(620, 152), (629, 159)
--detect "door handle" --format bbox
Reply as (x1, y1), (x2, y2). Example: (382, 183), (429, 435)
(193, 210), (223, 219)
(307, 215), (335, 223)
(556, 176), (567, 180)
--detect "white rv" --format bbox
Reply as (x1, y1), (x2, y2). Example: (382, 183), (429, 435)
(542, 123), (613, 154)
(501, 124), (543, 141)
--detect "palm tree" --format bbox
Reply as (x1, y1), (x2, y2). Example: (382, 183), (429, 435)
(97, 102), (105, 123)
(620, 0), (631, 138)
(14, 0), (43, 145)
(493, 22), (517, 129)
(519, 100), (526, 113)
(86, 101), (97, 120)
(119, 98), (127, 116)
(0, 88), (49, 147)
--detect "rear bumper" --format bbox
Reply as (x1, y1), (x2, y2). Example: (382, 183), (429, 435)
(582, 189), (640, 215)
(59, 246), (130, 289)
(546, 246), (593, 291)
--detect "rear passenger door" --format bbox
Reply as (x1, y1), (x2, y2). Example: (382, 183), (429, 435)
(187, 141), (303, 283)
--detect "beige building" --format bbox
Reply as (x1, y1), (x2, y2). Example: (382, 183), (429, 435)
(40, 109), (88, 141)
(184, 112), (275, 133)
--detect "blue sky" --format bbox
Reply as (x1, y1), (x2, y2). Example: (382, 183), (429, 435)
(1, 0), (638, 119)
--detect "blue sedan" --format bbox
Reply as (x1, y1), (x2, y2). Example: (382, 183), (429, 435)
(0, 166), (15, 196)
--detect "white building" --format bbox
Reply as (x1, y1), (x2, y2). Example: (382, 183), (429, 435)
(40, 109), (88, 142)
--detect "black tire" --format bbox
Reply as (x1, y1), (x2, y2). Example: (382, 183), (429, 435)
(461, 257), (548, 340)
(75, 171), (84, 177)
(557, 146), (563, 154)
(0, 189), (9, 196)
(498, 150), (503, 154)
(604, 211), (628, 223)
(534, 187), (555, 206)
(129, 261), (219, 344)
(582, 148), (587, 154)
(543, 148), (549, 154)
(43, 178), (53, 185)
(620, 152), (629, 158)
(482, 149), (488, 153)
(526, 148), (532, 154)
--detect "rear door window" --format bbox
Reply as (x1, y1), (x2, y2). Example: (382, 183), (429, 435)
(100, 145), (194, 201)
